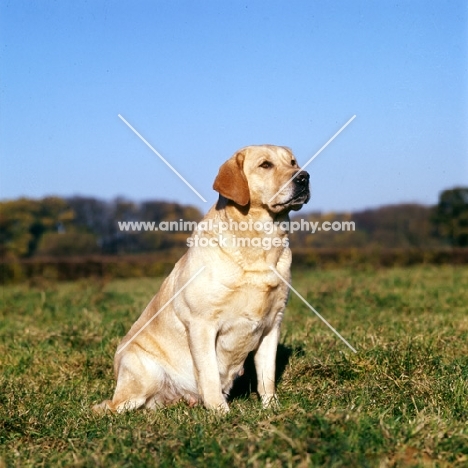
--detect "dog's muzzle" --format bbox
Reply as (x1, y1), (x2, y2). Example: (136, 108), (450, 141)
(272, 170), (310, 210)
(292, 170), (310, 200)
(294, 170), (309, 189)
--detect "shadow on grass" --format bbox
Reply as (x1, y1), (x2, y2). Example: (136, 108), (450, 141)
(229, 343), (304, 401)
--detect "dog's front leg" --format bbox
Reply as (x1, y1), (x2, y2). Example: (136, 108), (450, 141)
(188, 321), (229, 413)
(254, 323), (281, 408)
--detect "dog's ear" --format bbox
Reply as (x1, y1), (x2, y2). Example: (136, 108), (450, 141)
(213, 151), (250, 206)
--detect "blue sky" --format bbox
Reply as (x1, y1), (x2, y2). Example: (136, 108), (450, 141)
(1, 0), (467, 213)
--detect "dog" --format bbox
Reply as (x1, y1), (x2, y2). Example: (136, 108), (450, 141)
(93, 145), (310, 413)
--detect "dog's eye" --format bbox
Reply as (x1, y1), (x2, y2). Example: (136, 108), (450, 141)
(259, 161), (273, 169)
(291, 160), (296, 166)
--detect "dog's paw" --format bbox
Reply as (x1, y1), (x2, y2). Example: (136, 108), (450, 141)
(92, 400), (113, 414)
(260, 394), (280, 409)
(204, 400), (230, 414)
(217, 401), (230, 414)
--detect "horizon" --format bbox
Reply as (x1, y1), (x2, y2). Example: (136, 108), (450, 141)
(1, 190), (451, 216)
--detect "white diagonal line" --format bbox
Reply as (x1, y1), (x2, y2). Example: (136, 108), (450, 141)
(118, 114), (207, 203)
(269, 266), (357, 353)
(268, 115), (356, 203)
(117, 266), (206, 354)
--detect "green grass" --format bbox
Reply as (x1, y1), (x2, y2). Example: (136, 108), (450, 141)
(1, 266), (468, 467)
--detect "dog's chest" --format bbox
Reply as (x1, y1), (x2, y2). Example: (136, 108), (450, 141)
(217, 314), (273, 360)
(217, 317), (267, 358)
(216, 283), (284, 345)
(211, 263), (289, 323)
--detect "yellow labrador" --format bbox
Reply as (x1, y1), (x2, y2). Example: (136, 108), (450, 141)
(94, 145), (310, 413)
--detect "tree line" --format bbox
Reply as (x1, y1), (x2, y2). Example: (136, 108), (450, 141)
(0, 196), (201, 260)
(1, 187), (467, 261)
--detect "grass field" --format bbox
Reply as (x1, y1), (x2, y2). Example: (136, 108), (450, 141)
(1, 265), (468, 467)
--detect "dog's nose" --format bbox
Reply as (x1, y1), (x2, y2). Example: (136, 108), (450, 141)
(295, 171), (309, 186)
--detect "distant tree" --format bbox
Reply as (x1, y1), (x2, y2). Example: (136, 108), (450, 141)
(140, 201), (202, 223)
(36, 232), (99, 256)
(67, 196), (113, 236)
(66, 197), (203, 254)
(28, 197), (75, 254)
(0, 199), (35, 258)
(290, 204), (441, 249)
(354, 204), (439, 248)
(433, 187), (468, 247)
(0, 197), (74, 258)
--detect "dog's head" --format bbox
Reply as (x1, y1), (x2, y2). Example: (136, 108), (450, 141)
(213, 145), (310, 213)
